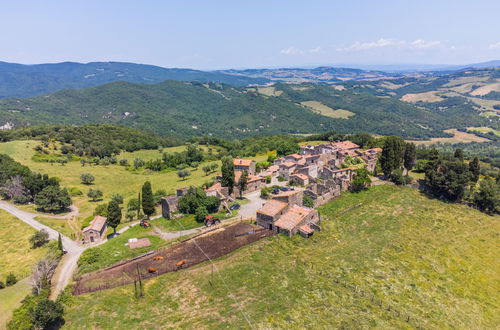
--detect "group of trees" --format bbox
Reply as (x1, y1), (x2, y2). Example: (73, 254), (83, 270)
(379, 136), (417, 185)
(0, 273), (18, 290)
(178, 187), (221, 222)
(144, 144), (208, 172)
(0, 154), (72, 212)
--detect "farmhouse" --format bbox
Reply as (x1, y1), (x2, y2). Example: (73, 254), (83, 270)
(82, 216), (107, 244)
(161, 187), (190, 219)
(256, 190), (320, 237)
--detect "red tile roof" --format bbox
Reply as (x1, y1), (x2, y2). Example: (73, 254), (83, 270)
(274, 205), (313, 230)
(233, 158), (254, 166)
(331, 141), (360, 150)
(281, 161), (297, 168)
(287, 154), (302, 160)
(257, 200), (288, 217)
(298, 224), (315, 234)
(83, 216), (107, 233)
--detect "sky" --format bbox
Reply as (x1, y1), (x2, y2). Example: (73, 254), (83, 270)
(1, 0), (500, 70)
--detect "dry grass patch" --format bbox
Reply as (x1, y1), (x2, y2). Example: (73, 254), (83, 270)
(301, 101), (355, 119)
(257, 87), (283, 97)
(408, 129), (490, 145)
(401, 91), (444, 103)
(443, 75), (490, 87)
(470, 82), (500, 96)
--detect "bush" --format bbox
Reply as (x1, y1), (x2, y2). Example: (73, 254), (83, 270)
(78, 248), (102, 268)
(6, 273), (17, 286)
(195, 206), (208, 222)
(0, 281), (5, 289)
(303, 194), (314, 208)
(265, 176), (272, 184)
(260, 187), (271, 199)
(80, 173), (95, 185)
(390, 169), (412, 185)
(31, 299), (64, 329)
(119, 159), (128, 166)
(87, 188), (103, 202)
(68, 187), (83, 196)
(93, 204), (108, 217)
(277, 176), (285, 182)
(29, 229), (49, 248)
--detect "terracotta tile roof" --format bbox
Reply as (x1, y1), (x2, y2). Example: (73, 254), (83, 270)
(331, 141), (360, 150)
(267, 165), (279, 172)
(299, 224), (314, 234)
(129, 238), (152, 249)
(273, 190), (300, 197)
(287, 153), (302, 160)
(257, 200), (288, 217)
(274, 205), (313, 230)
(291, 173), (309, 181)
(83, 216), (107, 232)
(248, 175), (264, 183)
(281, 161), (297, 168)
(233, 158), (254, 166)
(206, 182), (222, 192)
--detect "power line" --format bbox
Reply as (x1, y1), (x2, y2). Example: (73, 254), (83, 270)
(173, 218), (254, 329)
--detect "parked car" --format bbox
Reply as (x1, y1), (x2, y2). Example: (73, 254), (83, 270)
(229, 203), (240, 210)
(272, 188), (280, 194)
(280, 186), (290, 191)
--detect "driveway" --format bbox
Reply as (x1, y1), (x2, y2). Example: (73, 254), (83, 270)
(238, 190), (266, 220)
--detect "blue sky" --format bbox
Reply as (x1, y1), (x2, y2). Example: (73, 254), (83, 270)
(1, 0), (499, 69)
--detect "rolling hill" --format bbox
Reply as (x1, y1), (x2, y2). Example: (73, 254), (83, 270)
(0, 75), (494, 139)
(0, 61), (269, 99)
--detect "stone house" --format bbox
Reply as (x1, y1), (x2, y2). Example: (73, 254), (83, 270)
(279, 161), (297, 180)
(272, 190), (303, 206)
(359, 148), (382, 173)
(82, 216), (107, 244)
(161, 187), (190, 219)
(274, 205), (319, 237)
(256, 199), (289, 230)
(290, 173), (310, 186)
(233, 158), (256, 175)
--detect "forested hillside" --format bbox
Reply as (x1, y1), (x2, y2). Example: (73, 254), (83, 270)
(0, 61), (268, 98)
(0, 76), (494, 139)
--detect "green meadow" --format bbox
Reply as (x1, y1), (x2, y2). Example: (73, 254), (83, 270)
(60, 185), (500, 329)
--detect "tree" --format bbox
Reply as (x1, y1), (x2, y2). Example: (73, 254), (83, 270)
(141, 181), (155, 219)
(80, 172), (95, 185)
(469, 157), (480, 183)
(474, 178), (499, 214)
(195, 205), (208, 222)
(110, 193), (124, 204)
(6, 273), (17, 286)
(31, 254), (58, 295)
(31, 299), (64, 330)
(403, 142), (417, 174)
(57, 233), (63, 252)
(177, 169), (191, 180)
(425, 159), (470, 201)
(34, 186), (72, 212)
(107, 200), (122, 233)
(303, 194), (314, 208)
(380, 136), (406, 177)
(87, 188), (103, 202)
(237, 170), (249, 197)
(1, 175), (26, 200)
(221, 156), (235, 195)
(209, 163), (218, 172)
(454, 148), (464, 161)
(202, 165), (211, 176)
(30, 229), (49, 248)
(352, 168), (372, 192)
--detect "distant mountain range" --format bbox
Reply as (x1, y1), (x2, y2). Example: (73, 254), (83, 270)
(0, 61), (269, 98)
(1, 60), (498, 99)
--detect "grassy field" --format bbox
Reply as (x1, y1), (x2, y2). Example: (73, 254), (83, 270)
(0, 278), (32, 328)
(467, 126), (500, 137)
(301, 100), (355, 119)
(61, 185), (499, 328)
(0, 210), (50, 280)
(408, 129), (490, 145)
(0, 140), (264, 234)
(401, 91), (444, 103)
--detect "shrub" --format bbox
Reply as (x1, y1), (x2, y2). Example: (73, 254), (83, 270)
(277, 176), (285, 182)
(6, 273), (17, 286)
(119, 159), (128, 166)
(195, 206), (208, 222)
(0, 281), (5, 289)
(87, 188), (103, 201)
(303, 194), (314, 208)
(80, 173), (95, 185)
(265, 176), (272, 184)
(31, 299), (64, 329)
(68, 187), (83, 196)
(260, 187), (271, 199)
(29, 229), (49, 248)
(93, 204), (108, 216)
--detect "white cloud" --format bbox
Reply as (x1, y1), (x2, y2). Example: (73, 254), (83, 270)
(489, 42), (500, 49)
(336, 38), (443, 52)
(280, 47), (304, 55)
(309, 46), (322, 53)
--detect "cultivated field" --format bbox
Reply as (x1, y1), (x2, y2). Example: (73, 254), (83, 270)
(61, 185), (500, 328)
(401, 91), (444, 103)
(408, 129), (490, 145)
(301, 100), (355, 119)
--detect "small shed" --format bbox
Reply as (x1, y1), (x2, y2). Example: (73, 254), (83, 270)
(82, 216), (107, 244)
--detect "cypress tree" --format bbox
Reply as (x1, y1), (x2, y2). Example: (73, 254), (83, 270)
(107, 200), (122, 233)
(237, 170), (249, 197)
(141, 181), (155, 219)
(404, 142), (417, 174)
(57, 233), (63, 252)
(380, 136), (406, 177)
(469, 157), (480, 183)
(137, 191), (141, 219)
(221, 157), (235, 195)
(454, 148), (464, 161)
